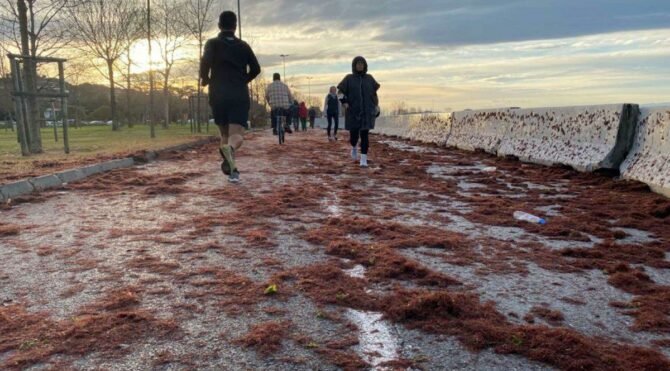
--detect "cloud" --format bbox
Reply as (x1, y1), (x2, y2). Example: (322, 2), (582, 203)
(238, 0), (670, 46)
(209, 2), (670, 111)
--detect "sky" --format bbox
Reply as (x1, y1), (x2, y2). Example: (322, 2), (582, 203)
(223, 0), (670, 111)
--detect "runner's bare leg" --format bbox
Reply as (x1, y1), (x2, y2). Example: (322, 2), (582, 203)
(218, 124), (230, 146)
(227, 123), (245, 151)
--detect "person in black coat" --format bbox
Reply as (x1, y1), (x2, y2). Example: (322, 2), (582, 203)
(200, 11), (260, 182)
(308, 107), (317, 129)
(290, 100), (300, 132)
(337, 56), (380, 167)
(323, 86), (340, 141)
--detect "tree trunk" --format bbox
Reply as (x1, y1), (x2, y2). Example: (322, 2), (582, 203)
(163, 81), (169, 129)
(17, 0), (41, 153)
(126, 84), (132, 128)
(196, 38), (202, 133)
(126, 45), (133, 128)
(26, 0), (41, 152)
(107, 60), (118, 131)
(147, 0), (155, 138)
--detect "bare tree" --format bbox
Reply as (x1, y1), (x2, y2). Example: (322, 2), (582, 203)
(0, 43), (14, 132)
(64, 58), (89, 128)
(0, 0), (72, 153)
(67, 0), (142, 131)
(154, 0), (188, 129)
(117, 43), (136, 128)
(178, 0), (215, 133)
(116, 8), (145, 129)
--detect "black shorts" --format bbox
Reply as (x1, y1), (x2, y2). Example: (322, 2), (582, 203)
(211, 100), (249, 129)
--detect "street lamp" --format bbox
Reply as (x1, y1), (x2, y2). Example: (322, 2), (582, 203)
(237, 0), (242, 39)
(279, 54), (289, 80)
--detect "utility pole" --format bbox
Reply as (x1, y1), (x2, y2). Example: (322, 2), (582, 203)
(237, 0), (242, 39)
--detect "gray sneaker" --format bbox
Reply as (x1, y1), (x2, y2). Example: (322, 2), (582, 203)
(228, 170), (240, 183)
(219, 146), (235, 175)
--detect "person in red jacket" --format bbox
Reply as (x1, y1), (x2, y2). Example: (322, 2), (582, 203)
(298, 101), (308, 132)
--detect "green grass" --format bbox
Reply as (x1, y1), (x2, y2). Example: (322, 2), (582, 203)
(0, 124), (214, 181)
(0, 124), (211, 156)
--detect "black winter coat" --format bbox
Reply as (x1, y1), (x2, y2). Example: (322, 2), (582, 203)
(337, 56), (380, 131)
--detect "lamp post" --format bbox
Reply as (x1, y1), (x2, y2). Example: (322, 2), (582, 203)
(279, 54), (289, 79)
(306, 76), (313, 105)
(237, 0), (242, 39)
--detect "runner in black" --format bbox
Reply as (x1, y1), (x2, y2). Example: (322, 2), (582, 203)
(200, 11), (260, 183)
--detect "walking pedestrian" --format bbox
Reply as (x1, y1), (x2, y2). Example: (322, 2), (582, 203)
(299, 102), (308, 131)
(308, 106), (316, 129)
(200, 10), (260, 182)
(290, 100), (300, 132)
(323, 86), (340, 141)
(337, 56), (380, 168)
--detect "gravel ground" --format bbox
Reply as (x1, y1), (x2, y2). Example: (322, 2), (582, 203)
(1, 129), (669, 370)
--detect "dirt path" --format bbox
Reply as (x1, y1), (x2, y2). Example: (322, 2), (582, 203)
(1, 129), (669, 370)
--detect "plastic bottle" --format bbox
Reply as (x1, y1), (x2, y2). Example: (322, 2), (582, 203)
(513, 211), (547, 225)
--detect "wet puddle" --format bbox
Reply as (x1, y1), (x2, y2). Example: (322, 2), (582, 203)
(342, 262), (401, 368)
(345, 309), (400, 369)
(379, 140), (438, 154)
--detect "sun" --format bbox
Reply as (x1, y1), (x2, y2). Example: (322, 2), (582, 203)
(127, 40), (162, 74)
(126, 38), (195, 74)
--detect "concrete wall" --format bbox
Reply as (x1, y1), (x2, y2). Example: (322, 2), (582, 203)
(368, 105), (670, 198)
(496, 104), (639, 172)
(374, 115), (413, 138)
(407, 114), (452, 145)
(620, 107), (670, 197)
(377, 105), (639, 172)
(447, 109), (513, 154)
(375, 113), (452, 144)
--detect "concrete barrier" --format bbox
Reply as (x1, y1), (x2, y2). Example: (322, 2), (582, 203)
(447, 109), (513, 154)
(80, 164), (105, 177)
(29, 175), (63, 191)
(621, 107), (670, 197)
(0, 138), (217, 201)
(407, 114), (452, 145)
(99, 158), (135, 172)
(376, 105), (641, 173)
(374, 114), (453, 145)
(496, 104), (639, 172)
(0, 181), (34, 199)
(372, 104), (670, 198)
(375, 115), (412, 138)
(56, 169), (86, 184)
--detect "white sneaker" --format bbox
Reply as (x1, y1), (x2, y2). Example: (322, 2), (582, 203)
(360, 154), (368, 167)
(351, 147), (358, 160)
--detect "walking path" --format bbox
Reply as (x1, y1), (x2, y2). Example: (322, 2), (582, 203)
(1, 129), (669, 370)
